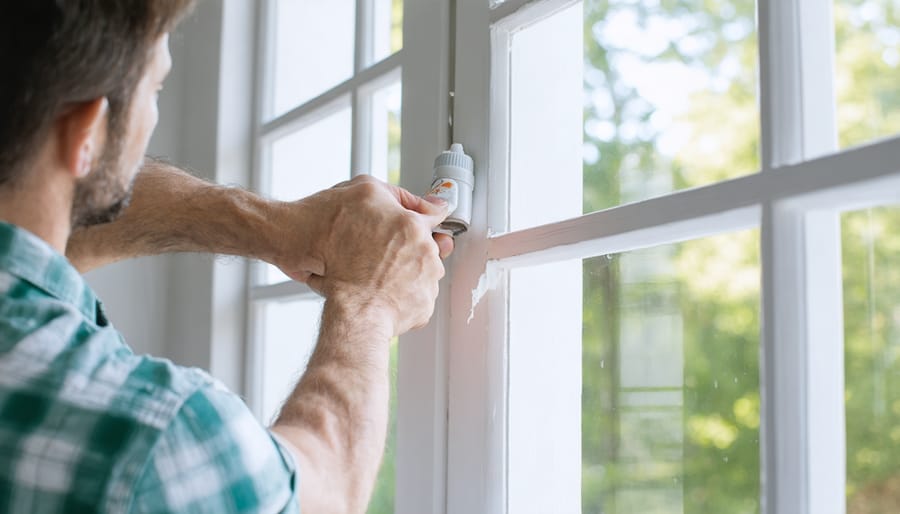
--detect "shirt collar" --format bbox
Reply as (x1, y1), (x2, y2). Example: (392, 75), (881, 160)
(0, 222), (98, 322)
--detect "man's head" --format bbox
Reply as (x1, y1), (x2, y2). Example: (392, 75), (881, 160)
(0, 1), (194, 229)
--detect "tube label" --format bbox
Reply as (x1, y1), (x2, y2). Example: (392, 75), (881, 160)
(427, 178), (459, 214)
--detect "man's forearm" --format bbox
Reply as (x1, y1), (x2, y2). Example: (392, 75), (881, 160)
(66, 159), (305, 272)
(272, 298), (393, 514)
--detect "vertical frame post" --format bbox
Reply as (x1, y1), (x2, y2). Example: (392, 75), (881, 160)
(758, 0), (842, 513)
(396, 0), (453, 513)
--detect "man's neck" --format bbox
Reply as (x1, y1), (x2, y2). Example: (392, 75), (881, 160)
(0, 180), (73, 255)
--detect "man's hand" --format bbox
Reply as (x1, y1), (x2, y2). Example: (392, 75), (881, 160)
(270, 176), (454, 513)
(271, 175), (452, 335)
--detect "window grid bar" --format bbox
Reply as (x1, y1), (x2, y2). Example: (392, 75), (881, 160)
(489, 0), (577, 25)
(250, 281), (319, 302)
(488, 136), (900, 264)
(355, 0), (368, 74)
(256, 0), (276, 126)
(259, 52), (403, 138)
(351, 0), (366, 175)
(244, 0), (274, 420)
(351, 88), (363, 176)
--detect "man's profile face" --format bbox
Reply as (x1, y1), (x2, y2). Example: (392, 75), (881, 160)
(71, 35), (172, 228)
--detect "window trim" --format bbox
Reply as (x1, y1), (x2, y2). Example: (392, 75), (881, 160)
(448, 1), (900, 513)
(241, 1), (454, 512)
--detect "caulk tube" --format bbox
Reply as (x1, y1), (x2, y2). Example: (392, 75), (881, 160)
(427, 143), (474, 236)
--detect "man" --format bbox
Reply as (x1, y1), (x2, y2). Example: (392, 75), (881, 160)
(0, 2), (452, 513)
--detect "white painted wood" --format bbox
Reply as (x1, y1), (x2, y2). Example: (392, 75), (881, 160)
(494, 205), (760, 270)
(447, 1), (509, 513)
(758, 0), (843, 512)
(350, 0), (366, 175)
(760, 204), (810, 514)
(257, 0), (277, 131)
(489, 0), (579, 26)
(487, 27), (510, 234)
(244, 0), (272, 419)
(489, 137), (900, 265)
(395, 1), (453, 513)
(351, 89), (365, 176)
(804, 210), (847, 514)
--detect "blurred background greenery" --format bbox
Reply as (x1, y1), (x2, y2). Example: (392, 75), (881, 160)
(581, 0), (900, 512)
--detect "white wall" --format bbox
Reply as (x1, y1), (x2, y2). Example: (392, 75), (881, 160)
(85, 0), (251, 395)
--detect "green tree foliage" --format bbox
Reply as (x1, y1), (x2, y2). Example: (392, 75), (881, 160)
(368, 341), (399, 514)
(581, 0), (899, 512)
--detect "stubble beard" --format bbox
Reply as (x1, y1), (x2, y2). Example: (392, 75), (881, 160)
(70, 132), (136, 230)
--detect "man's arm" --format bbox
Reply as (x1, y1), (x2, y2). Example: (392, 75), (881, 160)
(271, 179), (449, 513)
(66, 158), (452, 277)
(66, 158), (305, 272)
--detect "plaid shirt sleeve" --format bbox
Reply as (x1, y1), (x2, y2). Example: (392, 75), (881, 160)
(130, 383), (300, 514)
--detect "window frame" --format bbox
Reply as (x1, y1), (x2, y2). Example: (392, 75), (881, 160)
(245, 0), (403, 421)
(242, 2), (452, 513)
(233, 0), (900, 512)
(447, 0), (900, 513)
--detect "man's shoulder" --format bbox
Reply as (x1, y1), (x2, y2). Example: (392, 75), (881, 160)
(0, 282), (222, 513)
(0, 278), (215, 424)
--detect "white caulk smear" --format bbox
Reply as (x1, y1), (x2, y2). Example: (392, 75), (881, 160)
(468, 261), (502, 324)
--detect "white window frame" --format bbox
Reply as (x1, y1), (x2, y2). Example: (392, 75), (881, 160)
(240, 1), (454, 512)
(226, 0), (900, 513)
(446, 1), (900, 514)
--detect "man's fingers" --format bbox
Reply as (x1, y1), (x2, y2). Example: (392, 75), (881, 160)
(433, 233), (455, 259)
(390, 185), (451, 226)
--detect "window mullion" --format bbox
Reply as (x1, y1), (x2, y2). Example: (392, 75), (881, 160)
(445, 0), (510, 513)
(350, 0), (367, 175)
(758, 1), (842, 513)
(395, 0), (453, 513)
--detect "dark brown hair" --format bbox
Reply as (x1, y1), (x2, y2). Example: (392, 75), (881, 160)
(0, 0), (196, 186)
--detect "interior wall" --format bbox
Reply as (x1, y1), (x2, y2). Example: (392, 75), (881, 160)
(84, 0), (226, 366)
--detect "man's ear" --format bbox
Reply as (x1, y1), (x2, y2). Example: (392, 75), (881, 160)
(57, 98), (109, 179)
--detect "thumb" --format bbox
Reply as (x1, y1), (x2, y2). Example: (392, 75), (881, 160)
(392, 186), (451, 226)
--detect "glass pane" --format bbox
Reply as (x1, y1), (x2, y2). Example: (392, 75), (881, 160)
(271, 0), (356, 119)
(264, 107), (352, 284)
(834, 1), (900, 148)
(842, 206), (900, 513)
(369, 82), (402, 185)
(508, 230), (761, 512)
(507, 0), (760, 231)
(372, 0), (403, 64)
(367, 340), (398, 514)
(259, 298), (325, 424)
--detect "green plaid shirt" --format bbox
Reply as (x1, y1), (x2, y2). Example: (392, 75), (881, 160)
(0, 222), (300, 513)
